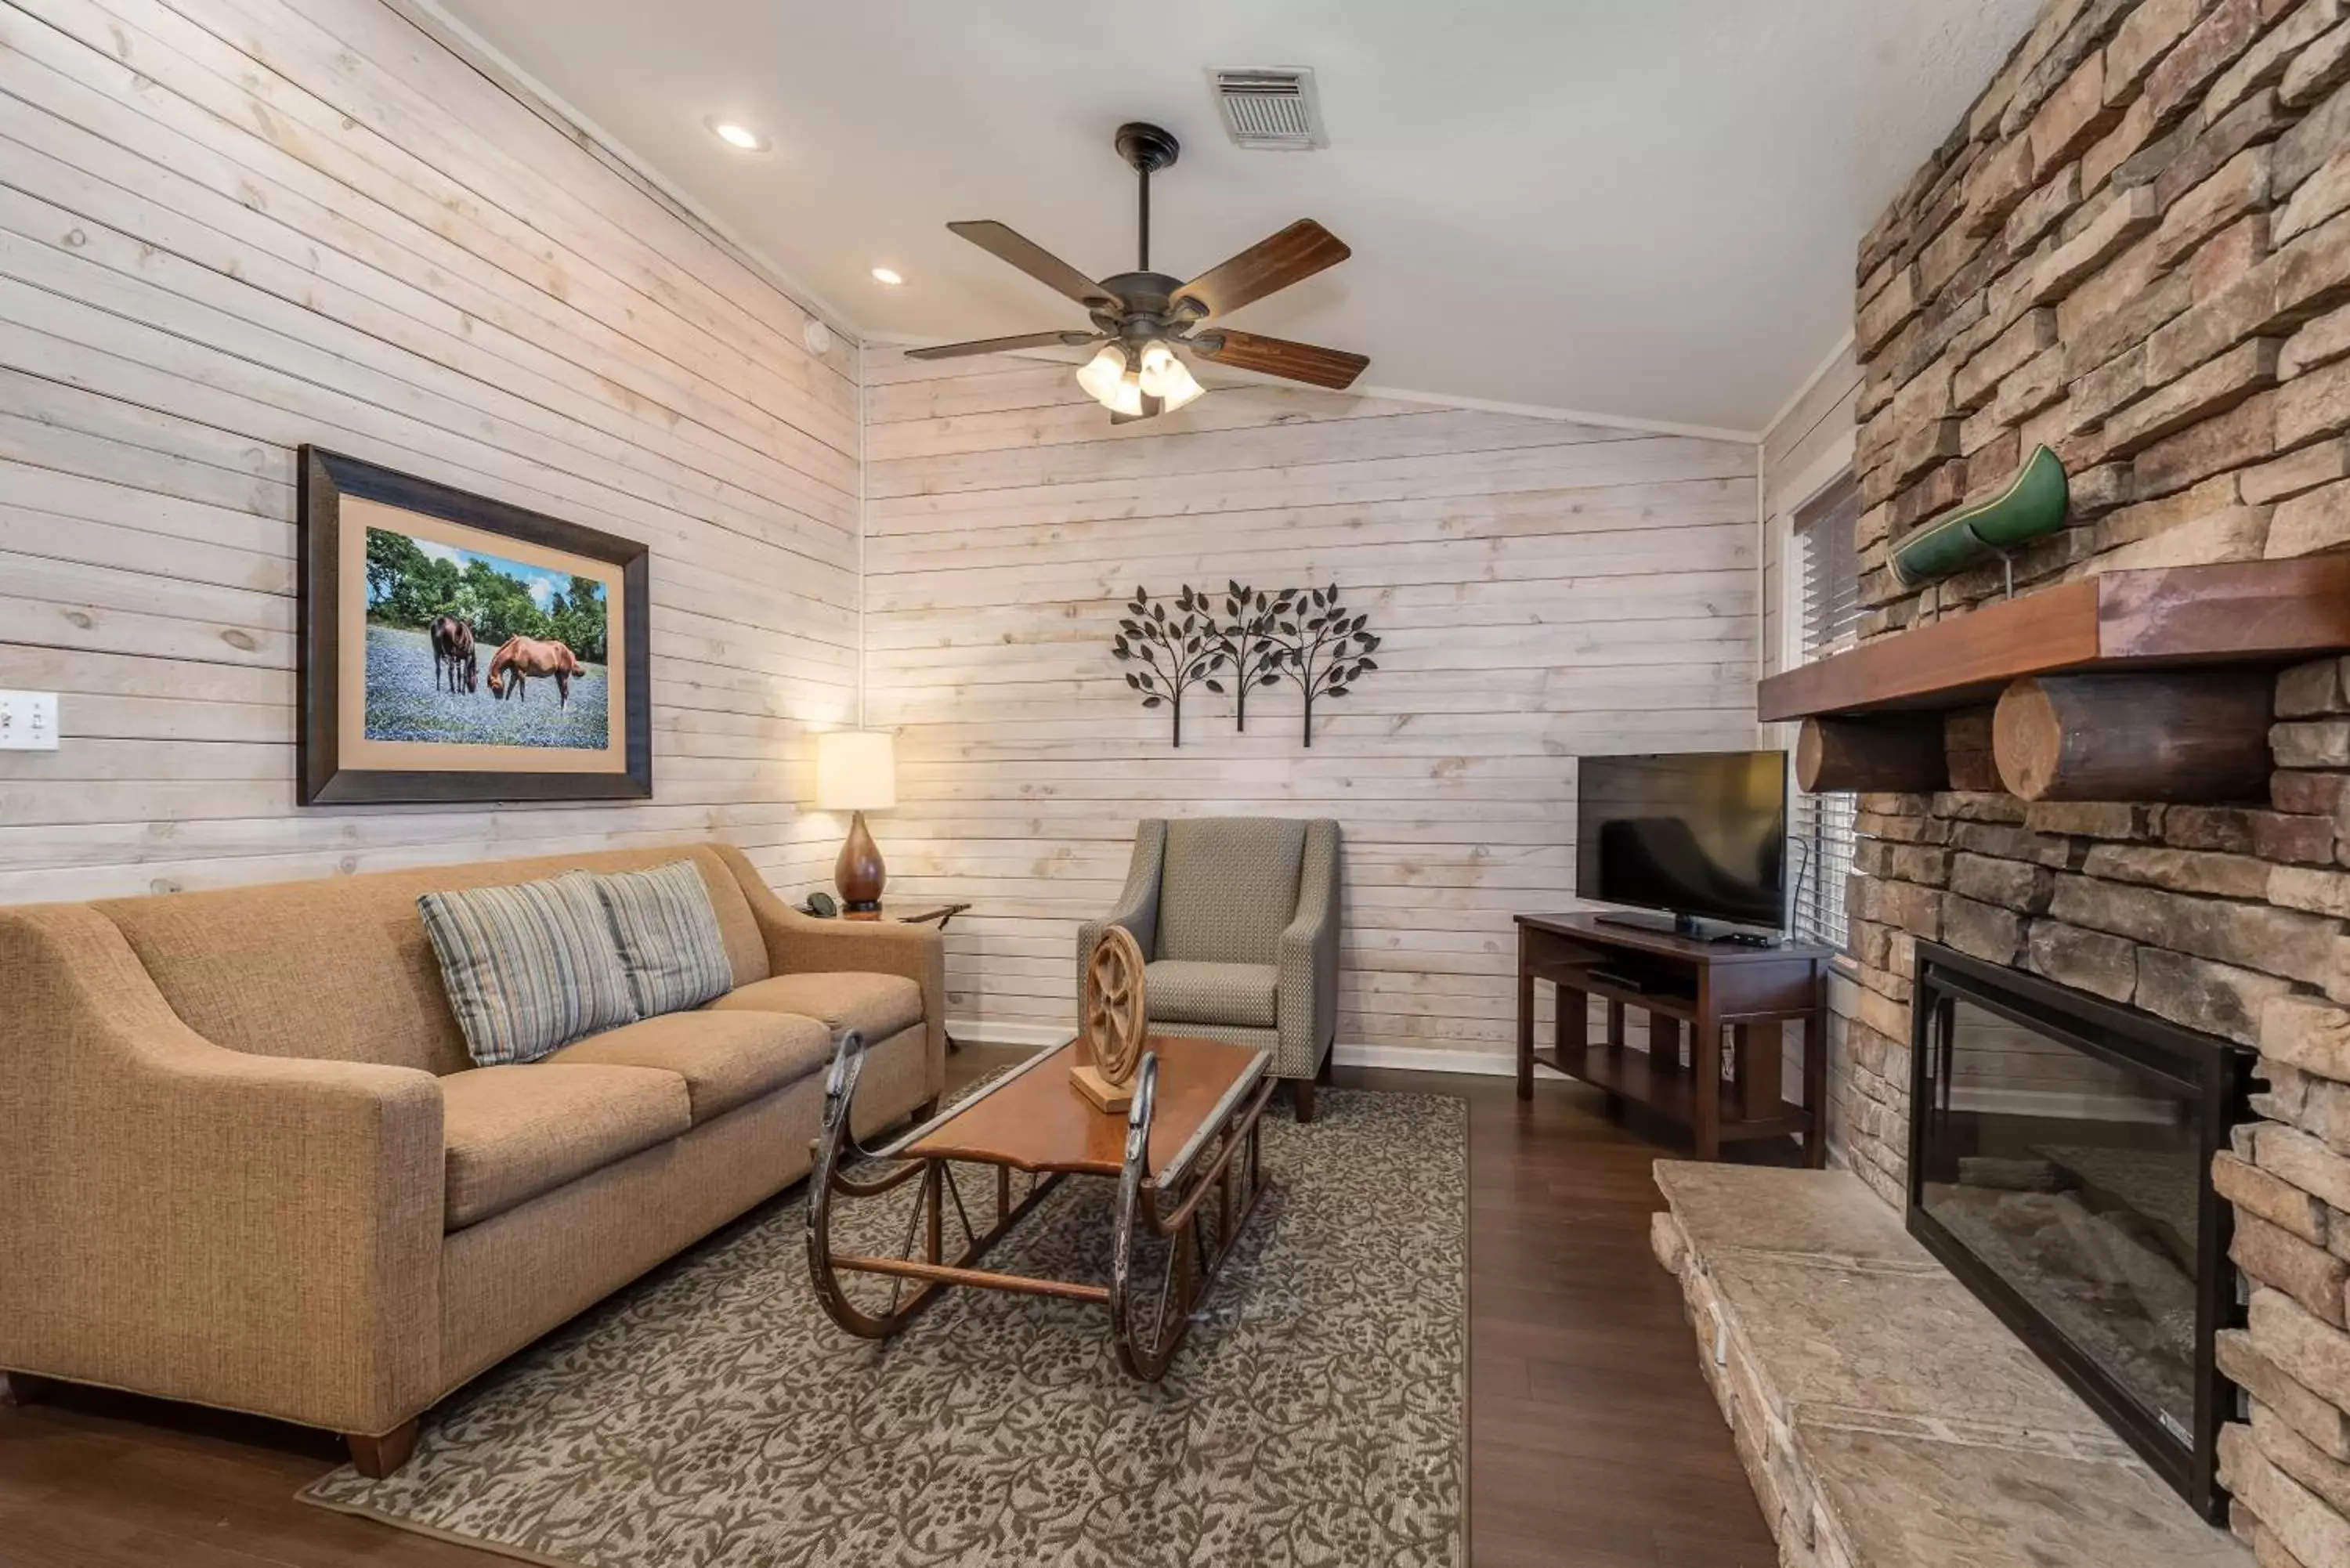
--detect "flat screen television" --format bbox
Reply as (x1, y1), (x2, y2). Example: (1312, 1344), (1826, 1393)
(1575, 750), (1788, 933)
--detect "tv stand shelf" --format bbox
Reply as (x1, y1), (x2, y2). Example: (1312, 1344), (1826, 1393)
(1516, 913), (1831, 1162)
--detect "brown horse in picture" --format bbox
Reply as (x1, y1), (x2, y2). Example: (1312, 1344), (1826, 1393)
(429, 615), (477, 694)
(487, 637), (584, 706)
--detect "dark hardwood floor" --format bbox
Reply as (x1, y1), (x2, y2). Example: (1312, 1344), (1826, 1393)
(0, 1053), (1777, 1567)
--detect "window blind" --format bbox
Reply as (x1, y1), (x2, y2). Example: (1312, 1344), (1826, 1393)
(1791, 478), (1861, 948)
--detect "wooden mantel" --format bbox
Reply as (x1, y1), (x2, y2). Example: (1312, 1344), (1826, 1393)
(1759, 557), (2350, 723)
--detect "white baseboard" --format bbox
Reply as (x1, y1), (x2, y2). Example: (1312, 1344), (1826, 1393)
(1333, 1043), (1567, 1078)
(946, 1019), (1076, 1050)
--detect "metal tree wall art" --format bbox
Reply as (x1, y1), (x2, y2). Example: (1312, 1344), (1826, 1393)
(1112, 585), (1221, 747)
(1264, 583), (1379, 747)
(1211, 582), (1292, 733)
(1112, 583), (1382, 749)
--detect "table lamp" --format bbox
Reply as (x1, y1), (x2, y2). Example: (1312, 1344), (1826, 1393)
(816, 728), (896, 917)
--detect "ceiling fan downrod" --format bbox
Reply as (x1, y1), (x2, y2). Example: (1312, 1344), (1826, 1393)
(1114, 121), (1180, 273)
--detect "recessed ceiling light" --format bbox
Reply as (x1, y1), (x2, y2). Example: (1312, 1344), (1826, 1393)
(706, 118), (769, 152)
(870, 266), (905, 286)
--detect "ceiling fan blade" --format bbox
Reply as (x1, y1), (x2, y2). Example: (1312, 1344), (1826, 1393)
(903, 331), (1101, 361)
(1173, 220), (1350, 320)
(1193, 329), (1368, 391)
(947, 221), (1117, 309)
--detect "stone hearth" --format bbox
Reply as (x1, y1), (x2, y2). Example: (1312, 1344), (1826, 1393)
(1651, 1162), (2251, 1567)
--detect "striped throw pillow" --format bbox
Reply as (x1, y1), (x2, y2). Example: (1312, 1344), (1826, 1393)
(418, 871), (640, 1066)
(591, 860), (736, 1017)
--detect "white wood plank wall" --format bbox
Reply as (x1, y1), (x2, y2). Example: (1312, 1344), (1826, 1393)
(0, 0), (860, 901)
(862, 347), (1762, 1064)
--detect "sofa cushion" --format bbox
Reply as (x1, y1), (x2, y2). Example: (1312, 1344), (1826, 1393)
(548, 1010), (832, 1124)
(418, 872), (640, 1066)
(591, 860), (736, 1017)
(93, 844), (770, 1078)
(1155, 818), (1307, 965)
(707, 970), (923, 1044)
(439, 1063), (690, 1230)
(1144, 959), (1279, 1029)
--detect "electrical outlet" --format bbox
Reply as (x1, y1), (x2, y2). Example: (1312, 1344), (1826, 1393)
(0, 690), (60, 750)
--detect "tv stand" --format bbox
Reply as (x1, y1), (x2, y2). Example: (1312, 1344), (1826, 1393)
(1514, 912), (1831, 1163)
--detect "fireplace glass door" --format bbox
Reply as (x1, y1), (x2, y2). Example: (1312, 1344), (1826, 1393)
(1907, 943), (2252, 1520)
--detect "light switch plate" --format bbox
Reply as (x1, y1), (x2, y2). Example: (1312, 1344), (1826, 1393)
(0, 690), (60, 750)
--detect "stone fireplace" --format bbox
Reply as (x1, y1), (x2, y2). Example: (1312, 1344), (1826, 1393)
(1830, 0), (2350, 1561)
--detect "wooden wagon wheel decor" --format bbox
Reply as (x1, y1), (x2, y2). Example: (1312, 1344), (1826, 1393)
(1072, 926), (1148, 1111)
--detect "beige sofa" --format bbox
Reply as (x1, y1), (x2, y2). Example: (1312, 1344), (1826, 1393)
(0, 843), (943, 1475)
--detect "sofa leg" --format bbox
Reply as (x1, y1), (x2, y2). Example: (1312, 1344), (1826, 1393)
(2, 1371), (60, 1407)
(1293, 1079), (1318, 1124)
(345, 1418), (419, 1478)
(911, 1096), (939, 1123)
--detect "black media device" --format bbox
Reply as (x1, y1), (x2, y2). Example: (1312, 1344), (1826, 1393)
(1574, 750), (1788, 938)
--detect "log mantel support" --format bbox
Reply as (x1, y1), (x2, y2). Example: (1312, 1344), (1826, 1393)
(1794, 672), (2275, 807)
(1991, 671), (2274, 803)
(1795, 714), (1950, 794)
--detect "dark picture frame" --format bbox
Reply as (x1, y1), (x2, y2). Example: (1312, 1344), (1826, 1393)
(298, 447), (653, 805)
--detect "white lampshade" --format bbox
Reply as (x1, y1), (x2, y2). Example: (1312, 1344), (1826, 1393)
(815, 728), (896, 811)
(1136, 339), (1180, 395)
(1076, 343), (1128, 405)
(1158, 356), (1204, 410)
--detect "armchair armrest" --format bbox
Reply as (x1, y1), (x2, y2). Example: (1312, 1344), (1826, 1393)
(1079, 819), (1168, 973)
(1274, 821), (1343, 1078)
(0, 903), (443, 1437)
(711, 845), (946, 1094)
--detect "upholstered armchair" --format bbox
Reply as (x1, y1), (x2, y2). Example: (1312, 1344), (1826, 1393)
(1079, 818), (1341, 1120)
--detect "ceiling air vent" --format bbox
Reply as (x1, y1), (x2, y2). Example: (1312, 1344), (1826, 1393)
(1211, 67), (1328, 150)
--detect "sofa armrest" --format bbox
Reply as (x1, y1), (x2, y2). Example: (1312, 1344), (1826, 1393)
(1079, 819), (1167, 974)
(711, 845), (946, 1097)
(0, 902), (443, 1437)
(1274, 821), (1342, 1079)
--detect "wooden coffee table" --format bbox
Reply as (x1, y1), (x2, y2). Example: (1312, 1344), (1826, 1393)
(806, 1033), (1276, 1378)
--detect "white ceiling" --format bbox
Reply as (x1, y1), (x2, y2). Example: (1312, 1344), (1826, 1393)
(427, 0), (2039, 435)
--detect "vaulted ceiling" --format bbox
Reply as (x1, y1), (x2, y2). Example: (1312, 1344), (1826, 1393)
(426, 0), (2039, 433)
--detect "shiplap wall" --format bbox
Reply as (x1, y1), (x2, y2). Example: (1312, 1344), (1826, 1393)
(862, 347), (1762, 1062)
(0, 0), (860, 902)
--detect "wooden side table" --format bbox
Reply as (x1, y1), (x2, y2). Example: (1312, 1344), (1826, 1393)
(1514, 912), (1831, 1164)
(848, 900), (971, 928)
(870, 901), (971, 1048)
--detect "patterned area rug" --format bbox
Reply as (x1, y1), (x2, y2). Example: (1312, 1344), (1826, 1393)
(303, 1084), (1466, 1566)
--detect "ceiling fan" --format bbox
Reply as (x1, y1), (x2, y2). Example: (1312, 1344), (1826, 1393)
(905, 121), (1368, 423)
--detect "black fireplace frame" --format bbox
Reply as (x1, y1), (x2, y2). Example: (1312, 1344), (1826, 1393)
(1904, 941), (2254, 1522)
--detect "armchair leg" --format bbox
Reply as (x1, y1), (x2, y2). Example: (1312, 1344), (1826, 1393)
(1292, 1078), (1318, 1124)
(346, 1418), (420, 1478)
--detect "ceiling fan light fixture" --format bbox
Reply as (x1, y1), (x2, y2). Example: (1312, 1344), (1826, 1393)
(1076, 343), (1130, 406)
(1136, 339), (1179, 394)
(1148, 352), (1206, 411)
(1162, 366), (1205, 411)
(1137, 338), (1205, 413)
(1107, 369), (1147, 418)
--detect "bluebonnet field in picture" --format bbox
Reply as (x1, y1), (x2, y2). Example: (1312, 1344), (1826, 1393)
(363, 526), (610, 750)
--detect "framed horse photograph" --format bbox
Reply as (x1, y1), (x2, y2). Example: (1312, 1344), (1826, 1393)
(298, 448), (653, 805)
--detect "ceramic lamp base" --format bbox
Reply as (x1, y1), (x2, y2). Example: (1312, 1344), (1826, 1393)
(835, 809), (885, 914)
